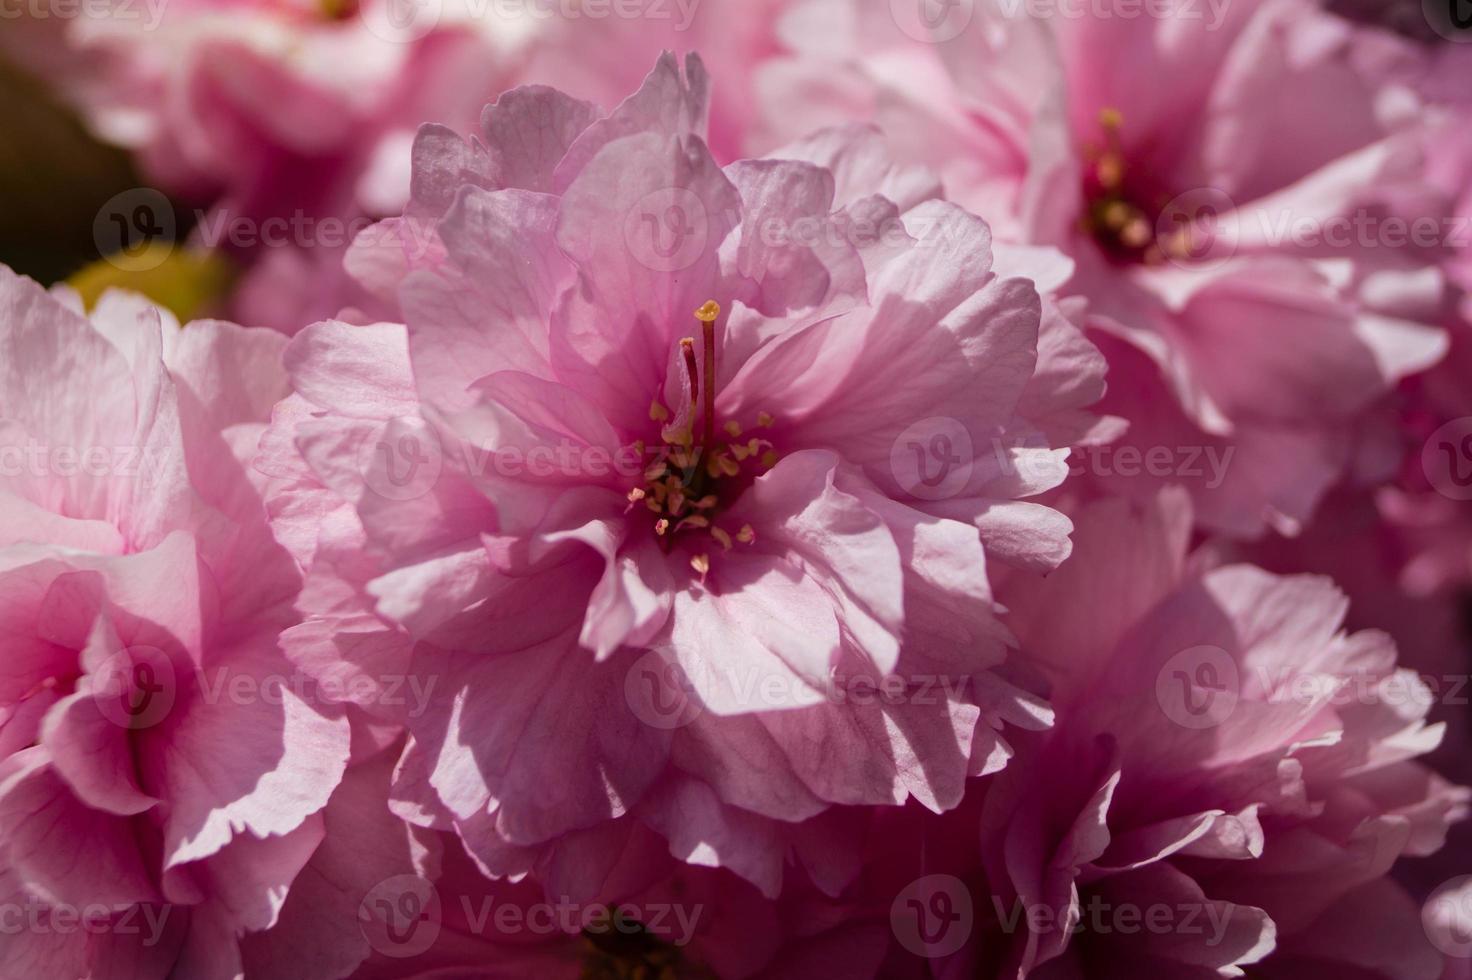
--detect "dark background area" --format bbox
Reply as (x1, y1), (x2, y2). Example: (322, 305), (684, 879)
(0, 58), (140, 285)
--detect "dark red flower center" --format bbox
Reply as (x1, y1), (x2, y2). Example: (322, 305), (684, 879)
(629, 301), (776, 576)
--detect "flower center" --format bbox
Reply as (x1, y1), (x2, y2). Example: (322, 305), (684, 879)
(1080, 108), (1175, 266)
(628, 301), (776, 577)
(261, 0), (359, 21)
(580, 917), (697, 979)
(316, 0), (358, 19)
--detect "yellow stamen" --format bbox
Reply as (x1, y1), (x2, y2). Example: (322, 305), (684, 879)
(1120, 217), (1153, 249)
(733, 438), (769, 462)
(655, 518), (670, 536)
(1100, 200), (1133, 231)
(711, 527), (733, 550)
(690, 554), (710, 576)
(694, 300), (721, 323)
(736, 524), (755, 544)
(649, 399), (670, 423)
(756, 411), (774, 428)
(724, 420), (743, 438)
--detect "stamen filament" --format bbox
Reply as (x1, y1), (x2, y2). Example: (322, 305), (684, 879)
(680, 337), (698, 406)
(695, 301), (720, 451)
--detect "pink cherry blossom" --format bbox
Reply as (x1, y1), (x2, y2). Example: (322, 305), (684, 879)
(968, 488), (1469, 978)
(304, 814), (893, 980)
(2, 4), (1468, 977)
(8, 0), (539, 333)
(0, 268), (350, 977)
(760, 0), (1453, 537)
(257, 53), (1097, 901)
(239, 750), (439, 980)
(514, 0), (790, 163)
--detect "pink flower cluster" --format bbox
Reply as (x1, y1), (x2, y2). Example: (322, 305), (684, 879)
(0, 0), (1469, 976)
